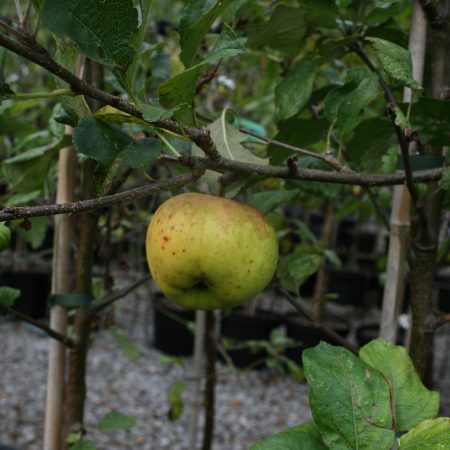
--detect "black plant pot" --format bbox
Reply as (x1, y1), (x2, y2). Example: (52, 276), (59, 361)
(438, 283), (450, 313)
(0, 271), (50, 319)
(220, 309), (279, 370)
(327, 268), (368, 305)
(153, 301), (195, 356)
(285, 316), (350, 364)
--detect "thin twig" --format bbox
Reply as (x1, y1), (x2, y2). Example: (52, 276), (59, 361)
(0, 170), (203, 222)
(88, 275), (151, 315)
(351, 42), (430, 240)
(0, 304), (76, 348)
(281, 289), (359, 354)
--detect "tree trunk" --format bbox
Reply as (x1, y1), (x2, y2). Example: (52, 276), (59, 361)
(408, 0), (449, 380)
(380, 1), (427, 343)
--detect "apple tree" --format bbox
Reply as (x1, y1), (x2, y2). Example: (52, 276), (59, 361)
(0, 0), (449, 449)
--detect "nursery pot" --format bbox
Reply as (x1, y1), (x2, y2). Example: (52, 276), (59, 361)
(220, 309), (279, 370)
(285, 315), (350, 364)
(153, 296), (195, 356)
(0, 271), (50, 319)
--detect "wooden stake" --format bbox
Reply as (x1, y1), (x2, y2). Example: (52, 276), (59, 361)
(380, 1), (427, 343)
(43, 134), (77, 450)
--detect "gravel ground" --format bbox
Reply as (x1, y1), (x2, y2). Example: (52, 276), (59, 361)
(0, 290), (311, 450)
(1, 286), (449, 450)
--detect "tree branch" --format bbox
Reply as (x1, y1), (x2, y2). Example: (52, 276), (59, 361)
(88, 275), (151, 315)
(0, 32), (222, 160)
(281, 289), (359, 355)
(0, 170), (203, 222)
(351, 42), (430, 240)
(0, 304), (76, 348)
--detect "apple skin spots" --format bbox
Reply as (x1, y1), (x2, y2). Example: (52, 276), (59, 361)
(146, 193), (279, 310)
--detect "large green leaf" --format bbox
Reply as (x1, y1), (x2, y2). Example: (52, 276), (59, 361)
(360, 339), (439, 431)
(398, 417), (450, 449)
(251, 422), (328, 449)
(346, 118), (395, 171)
(306, 0), (338, 28)
(333, 75), (380, 135)
(247, 5), (307, 54)
(117, 138), (162, 169)
(403, 97), (450, 147)
(367, 37), (422, 90)
(69, 441), (97, 450)
(98, 411), (136, 431)
(3, 135), (70, 193)
(42, 0), (138, 72)
(275, 57), (319, 120)
(73, 117), (133, 166)
(303, 342), (395, 450)
(180, 0), (234, 67)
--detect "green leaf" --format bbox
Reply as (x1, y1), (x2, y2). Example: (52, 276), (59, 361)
(118, 138), (163, 169)
(249, 190), (300, 214)
(158, 25), (244, 125)
(73, 117), (133, 166)
(275, 57), (319, 120)
(268, 118), (329, 165)
(207, 24), (246, 61)
(367, 37), (422, 90)
(247, 5), (307, 54)
(0, 287), (21, 308)
(98, 411), (136, 431)
(13, 217), (49, 249)
(439, 168), (450, 191)
(306, 0), (338, 28)
(95, 105), (149, 126)
(398, 417), (450, 449)
(5, 191), (41, 207)
(335, 75), (380, 135)
(251, 422), (328, 449)
(303, 342), (395, 450)
(0, 223), (12, 252)
(140, 104), (177, 122)
(66, 432), (82, 444)
(109, 327), (140, 361)
(180, 0), (234, 67)
(360, 339), (439, 431)
(69, 441), (97, 450)
(346, 118), (395, 171)
(42, 0), (138, 72)
(167, 380), (185, 421)
(403, 97), (450, 146)
(277, 253), (321, 295)
(206, 113), (269, 165)
(394, 105), (410, 130)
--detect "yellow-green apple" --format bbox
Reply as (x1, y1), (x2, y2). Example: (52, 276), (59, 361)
(146, 193), (279, 310)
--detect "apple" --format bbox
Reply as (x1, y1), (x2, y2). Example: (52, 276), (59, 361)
(146, 193), (279, 310)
